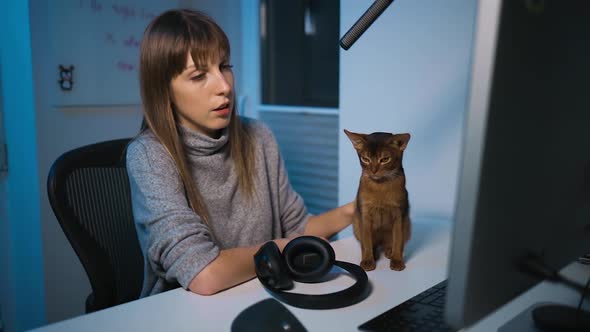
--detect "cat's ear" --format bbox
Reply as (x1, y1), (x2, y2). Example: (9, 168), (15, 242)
(344, 129), (366, 150)
(391, 133), (411, 151)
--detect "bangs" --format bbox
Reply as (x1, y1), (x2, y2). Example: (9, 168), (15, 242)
(187, 18), (230, 69)
(155, 10), (230, 78)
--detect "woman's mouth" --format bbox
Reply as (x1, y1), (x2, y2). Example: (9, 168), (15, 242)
(213, 103), (230, 117)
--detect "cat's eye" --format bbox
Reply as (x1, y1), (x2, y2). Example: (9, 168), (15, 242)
(360, 157), (370, 164)
(380, 157), (391, 164)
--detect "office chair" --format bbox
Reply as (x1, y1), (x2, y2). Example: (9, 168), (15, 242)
(47, 138), (144, 313)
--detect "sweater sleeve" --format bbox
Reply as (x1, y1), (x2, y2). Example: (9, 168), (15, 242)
(126, 137), (219, 289)
(256, 122), (311, 237)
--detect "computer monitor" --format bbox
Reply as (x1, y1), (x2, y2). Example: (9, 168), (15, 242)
(445, 0), (590, 329)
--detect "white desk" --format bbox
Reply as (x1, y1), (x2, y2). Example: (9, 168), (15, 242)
(29, 217), (589, 332)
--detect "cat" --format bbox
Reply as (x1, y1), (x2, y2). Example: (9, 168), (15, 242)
(344, 129), (411, 271)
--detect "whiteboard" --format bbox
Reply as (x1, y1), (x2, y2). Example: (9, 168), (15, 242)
(50, 0), (187, 106)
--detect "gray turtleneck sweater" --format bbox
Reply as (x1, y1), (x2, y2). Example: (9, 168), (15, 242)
(126, 119), (310, 297)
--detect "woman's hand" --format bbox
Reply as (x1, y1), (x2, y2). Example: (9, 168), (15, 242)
(343, 200), (356, 224)
(272, 238), (292, 252)
(303, 200), (357, 239)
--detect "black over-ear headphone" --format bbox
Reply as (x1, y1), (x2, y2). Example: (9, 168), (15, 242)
(254, 236), (370, 309)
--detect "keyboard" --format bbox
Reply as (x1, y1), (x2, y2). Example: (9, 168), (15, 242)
(358, 280), (455, 332)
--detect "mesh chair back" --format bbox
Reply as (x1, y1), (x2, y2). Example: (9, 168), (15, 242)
(47, 138), (143, 312)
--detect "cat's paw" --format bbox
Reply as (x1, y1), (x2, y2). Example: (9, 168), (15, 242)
(360, 259), (376, 271)
(384, 248), (393, 259)
(390, 260), (406, 271)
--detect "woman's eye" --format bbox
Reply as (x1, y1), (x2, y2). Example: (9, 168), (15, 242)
(380, 157), (391, 164)
(190, 73), (206, 81)
(220, 63), (234, 71)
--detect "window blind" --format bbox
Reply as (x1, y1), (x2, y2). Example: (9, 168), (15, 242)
(260, 110), (338, 215)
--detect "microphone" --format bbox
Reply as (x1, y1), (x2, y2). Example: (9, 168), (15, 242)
(340, 0), (395, 51)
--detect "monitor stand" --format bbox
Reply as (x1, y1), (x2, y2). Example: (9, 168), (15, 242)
(498, 303), (590, 332)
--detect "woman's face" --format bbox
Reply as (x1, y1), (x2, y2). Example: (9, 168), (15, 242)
(170, 52), (234, 138)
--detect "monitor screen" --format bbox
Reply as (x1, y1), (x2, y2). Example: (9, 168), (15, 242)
(446, 0), (590, 328)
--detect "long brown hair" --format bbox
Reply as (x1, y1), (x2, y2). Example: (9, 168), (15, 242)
(139, 9), (256, 226)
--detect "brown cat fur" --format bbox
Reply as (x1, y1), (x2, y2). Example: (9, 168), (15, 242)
(344, 129), (411, 271)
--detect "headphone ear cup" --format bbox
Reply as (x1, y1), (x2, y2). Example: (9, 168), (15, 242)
(254, 241), (293, 290)
(282, 236), (335, 283)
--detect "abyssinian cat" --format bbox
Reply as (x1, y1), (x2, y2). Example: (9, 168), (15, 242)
(344, 129), (411, 271)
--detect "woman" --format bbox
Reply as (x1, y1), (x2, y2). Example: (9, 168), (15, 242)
(127, 9), (354, 297)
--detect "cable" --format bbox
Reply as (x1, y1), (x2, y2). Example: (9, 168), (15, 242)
(520, 254), (590, 329)
(519, 254), (586, 293)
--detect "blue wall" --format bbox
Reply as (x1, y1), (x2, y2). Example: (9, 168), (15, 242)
(0, 1), (46, 331)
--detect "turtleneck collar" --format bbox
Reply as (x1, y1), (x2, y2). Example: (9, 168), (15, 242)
(178, 123), (229, 156)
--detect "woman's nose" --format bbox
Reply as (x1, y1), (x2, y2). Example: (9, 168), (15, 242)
(213, 71), (231, 95)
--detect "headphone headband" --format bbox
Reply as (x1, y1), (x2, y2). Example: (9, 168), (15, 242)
(264, 260), (369, 309)
(254, 237), (370, 310)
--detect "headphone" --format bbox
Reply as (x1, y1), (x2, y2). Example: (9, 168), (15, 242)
(254, 236), (370, 309)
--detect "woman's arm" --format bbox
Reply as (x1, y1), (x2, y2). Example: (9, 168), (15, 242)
(188, 201), (356, 295)
(303, 201), (355, 239)
(188, 238), (291, 295)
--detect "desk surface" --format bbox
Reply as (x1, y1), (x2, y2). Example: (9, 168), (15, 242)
(30, 217), (589, 332)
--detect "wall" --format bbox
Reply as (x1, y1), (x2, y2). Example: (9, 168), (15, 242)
(0, 49), (5, 332)
(0, 0), (244, 329)
(0, 50), (5, 310)
(339, 0), (478, 228)
(0, 1), (46, 331)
